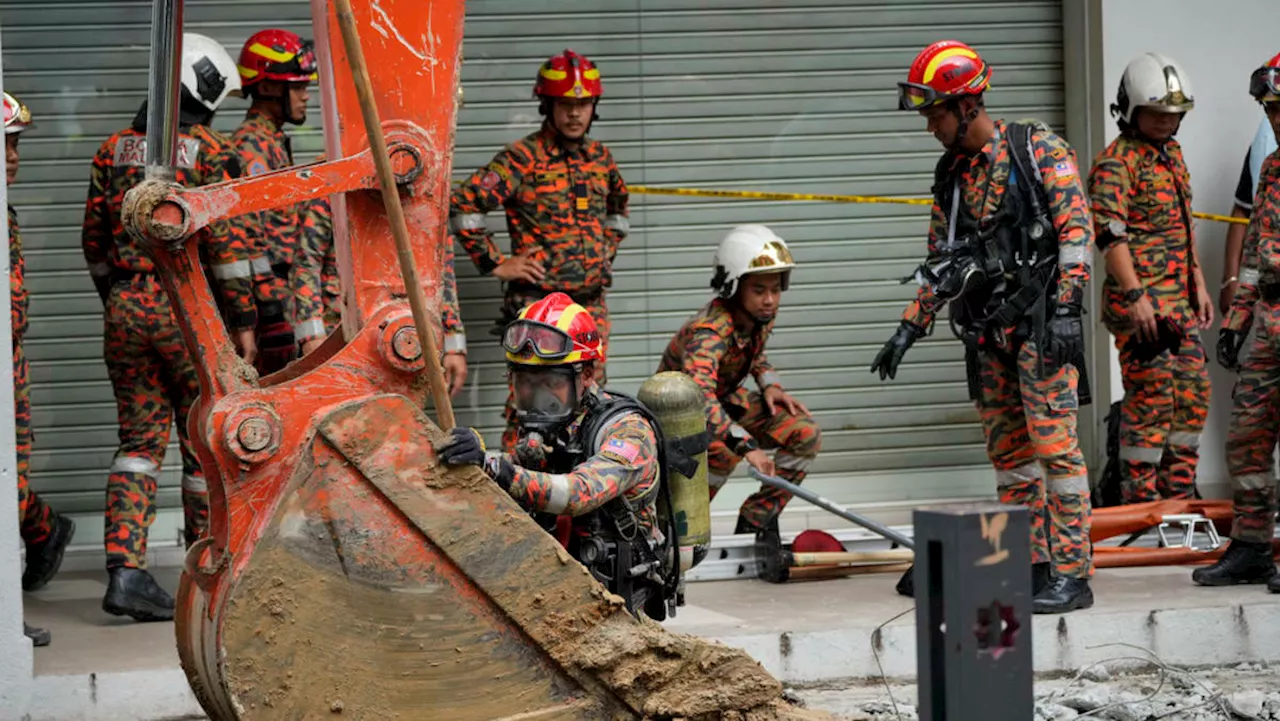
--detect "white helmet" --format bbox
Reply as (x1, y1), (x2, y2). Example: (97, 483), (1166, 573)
(710, 224), (796, 299)
(1112, 52), (1194, 124)
(182, 33), (241, 112)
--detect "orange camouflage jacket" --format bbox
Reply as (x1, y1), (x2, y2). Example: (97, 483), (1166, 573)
(1088, 133), (1197, 328)
(657, 298), (780, 452)
(1227, 149), (1280, 329)
(902, 120), (1093, 331)
(449, 126), (629, 296)
(9, 205), (27, 339)
(81, 124), (260, 329)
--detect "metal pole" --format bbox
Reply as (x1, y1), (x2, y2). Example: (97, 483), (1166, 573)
(748, 468), (916, 550)
(144, 0), (183, 182)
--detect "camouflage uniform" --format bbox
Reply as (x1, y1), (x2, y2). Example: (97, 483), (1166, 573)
(82, 123), (252, 569)
(449, 126), (629, 449)
(1088, 133), (1209, 503)
(229, 107), (306, 373)
(904, 120), (1094, 579)
(11, 204), (52, 544)
(658, 298), (821, 531)
(1223, 149), (1280, 543)
(498, 387), (661, 542)
(295, 197), (467, 351)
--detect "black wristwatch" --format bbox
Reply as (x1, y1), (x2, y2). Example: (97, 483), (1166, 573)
(1123, 287), (1145, 305)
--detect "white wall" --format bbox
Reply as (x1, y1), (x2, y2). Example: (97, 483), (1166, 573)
(1099, 0), (1280, 498)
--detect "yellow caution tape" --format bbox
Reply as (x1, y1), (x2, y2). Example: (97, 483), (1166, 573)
(628, 184), (1249, 225)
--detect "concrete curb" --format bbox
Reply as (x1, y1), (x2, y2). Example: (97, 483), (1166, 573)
(22, 669), (203, 721)
(701, 601), (1280, 686)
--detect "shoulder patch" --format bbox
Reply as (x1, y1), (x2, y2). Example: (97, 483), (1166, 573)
(480, 170), (501, 190)
(602, 437), (642, 464)
(245, 158), (269, 177)
(1048, 146), (1068, 161)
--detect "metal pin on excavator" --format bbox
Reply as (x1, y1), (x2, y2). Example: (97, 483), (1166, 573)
(120, 0), (834, 718)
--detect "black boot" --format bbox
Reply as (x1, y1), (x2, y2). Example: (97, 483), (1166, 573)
(102, 567), (175, 622)
(22, 513), (75, 592)
(23, 622), (50, 647)
(1032, 576), (1094, 614)
(1032, 562), (1053, 597)
(1191, 540), (1276, 586)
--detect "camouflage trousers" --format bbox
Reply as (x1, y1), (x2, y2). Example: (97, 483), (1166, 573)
(706, 391), (823, 531)
(1225, 304), (1280, 543)
(14, 337), (53, 545)
(500, 287), (611, 453)
(102, 276), (208, 569)
(1113, 326), (1210, 503)
(977, 340), (1093, 579)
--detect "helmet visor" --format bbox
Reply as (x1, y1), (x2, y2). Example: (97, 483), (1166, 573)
(511, 365), (577, 425)
(1252, 67), (1280, 102)
(503, 320), (573, 361)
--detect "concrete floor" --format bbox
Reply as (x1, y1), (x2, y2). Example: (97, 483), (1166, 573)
(21, 562), (1280, 678)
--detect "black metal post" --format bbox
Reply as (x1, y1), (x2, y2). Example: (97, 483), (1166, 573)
(144, 0), (183, 182)
(913, 502), (1033, 720)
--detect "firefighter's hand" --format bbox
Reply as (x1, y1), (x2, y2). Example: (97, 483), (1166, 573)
(1218, 279), (1239, 317)
(1045, 304), (1084, 368)
(436, 427), (486, 466)
(300, 337), (325, 356)
(232, 328), (258, 365)
(763, 385), (808, 417)
(1128, 292), (1159, 342)
(744, 449), (776, 479)
(443, 353), (468, 397)
(492, 249), (546, 284)
(870, 321), (926, 380)
(1196, 285), (1215, 330)
(1217, 328), (1246, 371)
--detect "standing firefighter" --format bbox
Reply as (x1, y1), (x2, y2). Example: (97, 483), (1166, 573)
(81, 34), (252, 622)
(6, 92), (75, 647)
(434, 293), (680, 620)
(1089, 53), (1212, 505)
(232, 28), (320, 374)
(872, 41), (1095, 614)
(449, 49), (630, 450)
(1193, 55), (1280, 589)
(657, 225), (820, 537)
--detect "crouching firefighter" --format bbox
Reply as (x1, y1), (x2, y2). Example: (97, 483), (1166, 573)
(871, 40), (1096, 614)
(434, 292), (689, 621)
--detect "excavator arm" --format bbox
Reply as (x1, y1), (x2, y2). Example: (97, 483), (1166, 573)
(120, 1), (831, 719)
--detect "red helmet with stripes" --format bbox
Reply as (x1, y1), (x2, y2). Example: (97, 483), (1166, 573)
(898, 40), (992, 112)
(1251, 51), (1280, 103)
(237, 29), (317, 88)
(533, 49), (603, 100)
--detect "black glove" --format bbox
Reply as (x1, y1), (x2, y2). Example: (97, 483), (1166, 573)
(1124, 316), (1183, 364)
(436, 427), (486, 466)
(1044, 303), (1085, 368)
(1218, 328), (1246, 371)
(483, 454), (516, 492)
(870, 321), (927, 380)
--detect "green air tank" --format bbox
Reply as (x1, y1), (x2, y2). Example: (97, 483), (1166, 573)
(638, 371), (712, 572)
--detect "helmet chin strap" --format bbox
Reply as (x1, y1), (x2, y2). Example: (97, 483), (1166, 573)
(947, 101), (982, 153)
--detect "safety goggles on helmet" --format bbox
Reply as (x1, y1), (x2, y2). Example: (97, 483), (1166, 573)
(277, 40), (318, 81)
(503, 320), (573, 361)
(897, 82), (949, 111)
(1252, 66), (1280, 102)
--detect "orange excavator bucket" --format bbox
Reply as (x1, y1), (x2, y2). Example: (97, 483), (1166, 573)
(121, 0), (830, 718)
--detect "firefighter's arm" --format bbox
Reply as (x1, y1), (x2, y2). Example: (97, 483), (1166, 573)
(685, 327), (759, 454)
(234, 141), (283, 309)
(750, 339), (781, 391)
(441, 236), (466, 355)
(1227, 154), (1280, 331)
(1087, 152), (1144, 295)
(81, 141), (115, 304)
(1032, 132), (1093, 306)
(503, 412), (658, 517)
(449, 147), (526, 275)
(291, 198), (332, 342)
(603, 150), (630, 261)
(203, 144), (260, 330)
(9, 207), (27, 337)
(900, 200), (949, 331)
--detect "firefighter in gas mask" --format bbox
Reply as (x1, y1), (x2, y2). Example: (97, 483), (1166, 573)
(434, 293), (680, 620)
(871, 40), (1096, 614)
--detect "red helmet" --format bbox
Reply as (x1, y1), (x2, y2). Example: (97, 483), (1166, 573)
(503, 292), (603, 366)
(898, 40), (992, 111)
(1250, 52), (1280, 103)
(237, 29), (318, 88)
(533, 49), (603, 100)
(3, 92), (32, 135)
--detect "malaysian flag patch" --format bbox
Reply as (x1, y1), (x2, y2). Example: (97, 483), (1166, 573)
(604, 437), (641, 463)
(1053, 160), (1077, 178)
